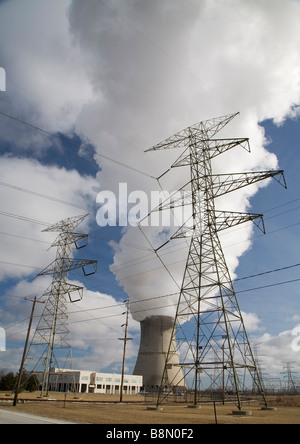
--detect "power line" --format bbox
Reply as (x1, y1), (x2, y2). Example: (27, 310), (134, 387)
(68, 273), (300, 325)
(0, 231), (49, 245)
(0, 110), (155, 180)
(0, 260), (41, 270)
(0, 180), (87, 211)
(0, 205), (299, 284)
(235, 262), (300, 282)
(69, 271), (300, 321)
(138, 224), (181, 291)
(0, 210), (49, 226)
(68, 291), (179, 316)
(1, 201), (298, 290)
(2, 253), (300, 312)
(103, 207), (300, 285)
(263, 197), (300, 214)
(237, 277), (300, 294)
(97, 213), (300, 286)
(7, 273), (300, 339)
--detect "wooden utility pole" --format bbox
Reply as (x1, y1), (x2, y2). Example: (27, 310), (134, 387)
(13, 297), (45, 406)
(119, 299), (132, 402)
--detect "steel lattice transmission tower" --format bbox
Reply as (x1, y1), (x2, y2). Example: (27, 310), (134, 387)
(145, 112), (287, 409)
(281, 362), (298, 394)
(26, 214), (97, 395)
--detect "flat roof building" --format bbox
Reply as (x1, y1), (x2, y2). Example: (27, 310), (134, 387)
(48, 368), (143, 395)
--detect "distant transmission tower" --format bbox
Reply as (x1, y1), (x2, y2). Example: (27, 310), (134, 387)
(26, 214), (97, 396)
(145, 112), (286, 410)
(281, 362), (297, 394)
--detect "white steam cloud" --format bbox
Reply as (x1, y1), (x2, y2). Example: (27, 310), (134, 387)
(66, 0), (300, 320)
(1, 0), (300, 328)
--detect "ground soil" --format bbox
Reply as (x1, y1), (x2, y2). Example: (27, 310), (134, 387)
(0, 392), (299, 424)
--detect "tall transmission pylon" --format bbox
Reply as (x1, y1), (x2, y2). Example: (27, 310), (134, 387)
(26, 214), (97, 396)
(145, 112), (287, 410)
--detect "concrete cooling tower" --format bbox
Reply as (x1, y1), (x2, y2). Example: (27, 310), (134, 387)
(133, 315), (185, 390)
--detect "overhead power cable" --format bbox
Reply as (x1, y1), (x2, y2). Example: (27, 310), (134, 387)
(68, 273), (300, 325)
(0, 110), (155, 180)
(0, 180), (87, 210)
(0, 210), (49, 226)
(68, 262), (300, 320)
(0, 231), (49, 244)
(0, 260), (41, 270)
(6, 273), (300, 338)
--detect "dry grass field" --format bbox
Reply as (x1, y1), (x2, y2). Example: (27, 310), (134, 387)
(1, 392), (300, 424)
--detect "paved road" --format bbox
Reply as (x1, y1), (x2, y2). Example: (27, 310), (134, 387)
(0, 408), (76, 424)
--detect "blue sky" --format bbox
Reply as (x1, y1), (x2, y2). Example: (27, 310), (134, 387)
(233, 118), (300, 331)
(1, 0), (300, 382)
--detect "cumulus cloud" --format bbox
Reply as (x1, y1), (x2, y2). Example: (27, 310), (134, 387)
(67, 0), (300, 319)
(257, 325), (300, 376)
(1, 278), (139, 372)
(1, 0), (300, 372)
(0, 156), (99, 281)
(0, 0), (93, 151)
(240, 311), (263, 333)
(68, 284), (139, 371)
(2, 0), (300, 315)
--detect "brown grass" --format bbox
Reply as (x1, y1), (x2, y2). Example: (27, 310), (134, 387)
(269, 396), (300, 407)
(1, 392), (300, 424)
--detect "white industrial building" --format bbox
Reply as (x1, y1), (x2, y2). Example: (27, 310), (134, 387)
(48, 368), (143, 395)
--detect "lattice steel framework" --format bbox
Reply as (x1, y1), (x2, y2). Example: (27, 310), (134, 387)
(145, 112), (287, 409)
(26, 214), (97, 395)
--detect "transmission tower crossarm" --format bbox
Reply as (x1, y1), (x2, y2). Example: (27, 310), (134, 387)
(145, 112), (240, 153)
(205, 138), (250, 159)
(37, 258), (97, 276)
(171, 138), (250, 168)
(151, 182), (192, 213)
(213, 210), (265, 233)
(210, 170), (287, 198)
(170, 218), (195, 240)
(42, 214), (89, 233)
(50, 233), (89, 248)
(138, 181), (193, 226)
(169, 210), (265, 240)
(42, 282), (83, 298)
